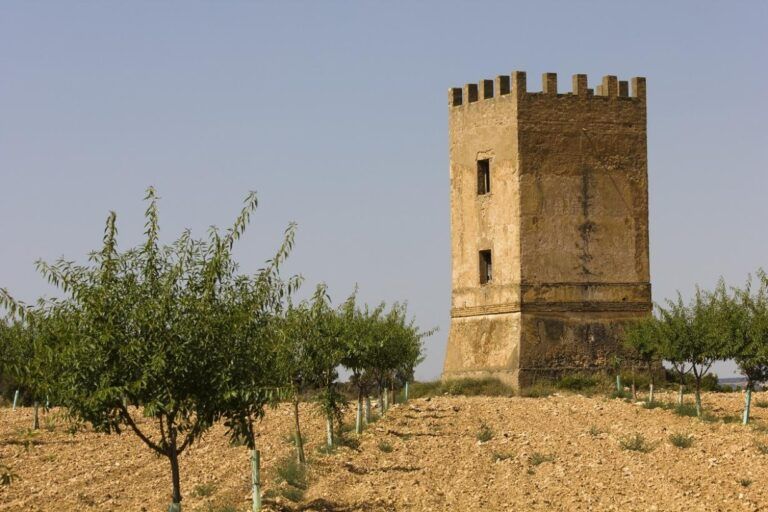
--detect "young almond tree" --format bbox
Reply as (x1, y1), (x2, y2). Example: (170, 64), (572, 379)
(341, 301), (381, 434)
(366, 302), (430, 416)
(659, 285), (730, 417)
(727, 271), (768, 425)
(1, 188), (296, 512)
(657, 298), (693, 406)
(0, 319), (21, 420)
(276, 285), (348, 455)
(1, 313), (69, 430)
(687, 283), (731, 417)
(307, 285), (347, 449)
(275, 298), (320, 464)
(623, 316), (662, 404)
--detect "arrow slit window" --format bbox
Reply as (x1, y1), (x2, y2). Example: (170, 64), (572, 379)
(479, 250), (492, 284)
(477, 159), (490, 195)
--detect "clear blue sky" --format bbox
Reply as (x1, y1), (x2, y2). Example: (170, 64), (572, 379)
(1, 1), (766, 379)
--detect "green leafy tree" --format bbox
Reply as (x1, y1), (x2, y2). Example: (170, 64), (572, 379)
(2, 314), (69, 429)
(657, 297), (693, 406)
(623, 316), (662, 403)
(686, 283), (731, 417)
(1, 188), (296, 511)
(658, 286), (729, 417)
(726, 271), (768, 425)
(275, 284), (348, 455)
(306, 285), (347, 449)
(364, 302), (429, 416)
(275, 301), (315, 463)
(340, 301), (381, 434)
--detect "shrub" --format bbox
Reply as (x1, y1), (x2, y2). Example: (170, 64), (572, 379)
(409, 378), (514, 398)
(520, 384), (555, 398)
(620, 433), (653, 453)
(0, 464), (16, 486)
(669, 433), (693, 448)
(476, 424), (494, 443)
(739, 478), (753, 487)
(755, 441), (768, 455)
(377, 441), (393, 453)
(193, 482), (217, 498)
(274, 456), (307, 490)
(528, 452), (554, 466)
(588, 425), (603, 437)
(492, 452), (514, 462)
(408, 380), (442, 398)
(339, 435), (360, 450)
(280, 487), (305, 503)
(619, 371), (652, 391)
(755, 400), (768, 408)
(609, 389), (632, 401)
(556, 373), (599, 391)
(674, 404), (698, 417)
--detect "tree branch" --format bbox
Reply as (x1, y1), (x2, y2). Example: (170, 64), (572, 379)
(118, 404), (165, 455)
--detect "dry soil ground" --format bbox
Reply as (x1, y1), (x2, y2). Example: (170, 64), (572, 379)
(1, 391), (768, 511)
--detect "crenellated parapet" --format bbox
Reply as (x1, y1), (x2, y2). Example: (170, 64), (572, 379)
(449, 71), (646, 107)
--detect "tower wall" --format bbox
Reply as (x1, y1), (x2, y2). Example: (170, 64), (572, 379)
(442, 76), (524, 386)
(442, 71), (651, 388)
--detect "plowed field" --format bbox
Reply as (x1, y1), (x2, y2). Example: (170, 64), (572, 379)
(1, 391), (767, 511)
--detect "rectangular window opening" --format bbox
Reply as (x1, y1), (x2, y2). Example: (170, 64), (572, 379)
(477, 159), (490, 195)
(479, 249), (493, 284)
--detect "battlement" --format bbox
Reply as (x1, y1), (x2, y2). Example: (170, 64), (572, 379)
(449, 71), (646, 107)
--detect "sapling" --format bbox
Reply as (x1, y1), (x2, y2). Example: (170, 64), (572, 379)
(686, 284), (730, 417)
(623, 316), (662, 404)
(726, 272), (768, 425)
(657, 298), (693, 406)
(2, 188), (297, 512)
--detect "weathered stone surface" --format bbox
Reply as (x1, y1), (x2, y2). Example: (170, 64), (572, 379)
(442, 71), (651, 388)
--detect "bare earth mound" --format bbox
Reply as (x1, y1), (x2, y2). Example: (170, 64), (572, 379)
(1, 392), (767, 511)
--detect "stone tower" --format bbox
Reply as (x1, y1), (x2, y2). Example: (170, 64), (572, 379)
(442, 71), (651, 388)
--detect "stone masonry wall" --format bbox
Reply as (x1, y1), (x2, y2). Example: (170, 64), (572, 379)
(442, 71), (651, 388)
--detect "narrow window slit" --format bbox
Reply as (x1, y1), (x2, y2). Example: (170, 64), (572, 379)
(479, 250), (492, 284)
(477, 159), (490, 195)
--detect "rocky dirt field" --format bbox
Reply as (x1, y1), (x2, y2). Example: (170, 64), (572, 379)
(1, 391), (768, 511)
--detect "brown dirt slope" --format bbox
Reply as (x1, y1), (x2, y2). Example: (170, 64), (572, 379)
(1, 392), (767, 511)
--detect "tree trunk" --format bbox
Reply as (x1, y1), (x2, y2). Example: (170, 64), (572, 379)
(382, 385), (389, 412)
(168, 423), (182, 510)
(250, 449), (261, 512)
(364, 395), (372, 424)
(355, 389), (363, 434)
(291, 393), (305, 464)
(33, 402), (39, 430)
(390, 382), (396, 406)
(631, 368), (637, 400)
(677, 382), (685, 406)
(615, 374), (622, 394)
(405, 381), (409, 402)
(325, 415), (334, 448)
(743, 386), (753, 425)
(378, 386), (385, 415)
(694, 379), (703, 417)
(648, 367), (655, 404)
(12, 390), (19, 411)
(168, 442), (182, 511)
